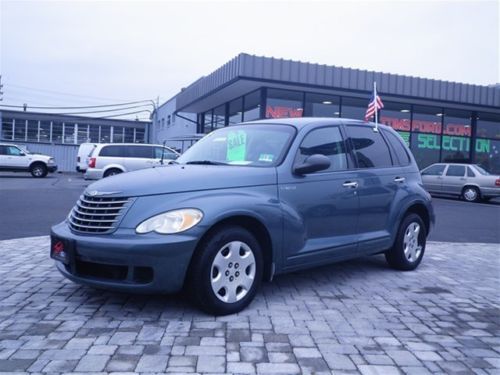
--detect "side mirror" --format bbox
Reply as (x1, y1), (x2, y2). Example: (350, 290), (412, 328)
(293, 154), (331, 175)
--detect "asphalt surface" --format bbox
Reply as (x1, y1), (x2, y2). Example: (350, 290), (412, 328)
(0, 171), (499, 242)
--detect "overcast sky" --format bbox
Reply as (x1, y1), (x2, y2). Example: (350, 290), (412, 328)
(0, 0), (498, 120)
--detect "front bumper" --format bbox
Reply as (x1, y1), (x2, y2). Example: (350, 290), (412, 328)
(50, 222), (199, 294)
(84, 168), (104, 180)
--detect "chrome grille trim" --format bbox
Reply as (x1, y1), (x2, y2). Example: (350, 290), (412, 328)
(69, 194), (131, 234)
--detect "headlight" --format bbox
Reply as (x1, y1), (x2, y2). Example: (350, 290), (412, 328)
(48, 158), (55, 164)
(136, 208), (203, 234)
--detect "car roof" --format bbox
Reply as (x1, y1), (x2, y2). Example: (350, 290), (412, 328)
(241, 117), (392, 130)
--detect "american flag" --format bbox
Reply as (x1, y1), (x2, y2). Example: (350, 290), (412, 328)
(365, 84), (384, 121)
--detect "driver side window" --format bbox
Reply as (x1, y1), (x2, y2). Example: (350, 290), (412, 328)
(7, 146), (23, 156)
(295, 127), (347, 172)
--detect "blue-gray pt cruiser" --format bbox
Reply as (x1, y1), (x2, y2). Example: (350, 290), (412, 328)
(51, 118), (434, 315)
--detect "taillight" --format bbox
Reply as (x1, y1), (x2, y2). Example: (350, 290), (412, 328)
(495, 178), (500, 187)
(89, 157), (96, 168)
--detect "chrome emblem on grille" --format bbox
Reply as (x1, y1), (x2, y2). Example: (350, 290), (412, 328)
(87, 190), (122, 196)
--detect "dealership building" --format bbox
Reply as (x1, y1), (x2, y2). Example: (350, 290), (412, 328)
(155, 53), (500, 173)
(0, 110), (150, 171)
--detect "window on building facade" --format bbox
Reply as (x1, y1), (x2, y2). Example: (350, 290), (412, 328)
(379, 101), (411, 146)
(135, 128), (145, 143)
(89, 125), (100, 143)
(14, 119), (26, 141)
(113, 126), (125, 143)
(228, 97), (243, 125)
(341, 97), (367, 121)
(441, 109), (472, 163)
(203, 110), (213, 133)
(266, 89), (303, 119)
(100, 126), (111, 143)
(124, 127), (134, 143)
(27, 120), (38, 142)
(1, 117), (14, 140)
(410, 105), (443, 168)
(213, 105), (226, 129)
(39, 121), (51, 142)
(63, 123), (76, 144)
(243, 90), (261, 121)
(475, 112), (500, 174)
(77, 124), (89, 144)
(52, 122), (63, 143)
(304, 93), (340, 118)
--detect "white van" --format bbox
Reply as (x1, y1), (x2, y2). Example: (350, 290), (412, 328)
(76, 143), (97, 173)
(84, 143), (179, 180)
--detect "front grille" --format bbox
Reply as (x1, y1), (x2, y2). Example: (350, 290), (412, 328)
(69, 194), (130, 233)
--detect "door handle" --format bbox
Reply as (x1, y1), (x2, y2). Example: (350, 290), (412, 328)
(394, 177), (406, 183)
(343, 181), (358, 188)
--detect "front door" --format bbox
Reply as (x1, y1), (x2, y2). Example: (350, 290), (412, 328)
(278, 126), (359, 269)
(421, 164), (446, 193)
(5, 145), (30, 169)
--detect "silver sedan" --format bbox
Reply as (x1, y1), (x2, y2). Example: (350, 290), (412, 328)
(421, 163), (500, 202)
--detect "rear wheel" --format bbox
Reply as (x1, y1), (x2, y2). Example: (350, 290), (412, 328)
(386, 213), (426, 271)
(462, 186), (480, 202)
(30, 163), (48, 178)
(103, 168), (122, 178)
(188, 226), (263, 315)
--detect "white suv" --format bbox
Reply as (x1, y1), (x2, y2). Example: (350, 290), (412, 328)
(84, 143), (179, 180)
(0, 143), (58, 178)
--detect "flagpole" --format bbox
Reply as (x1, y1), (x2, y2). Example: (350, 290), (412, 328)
(374, 81), (379, 132)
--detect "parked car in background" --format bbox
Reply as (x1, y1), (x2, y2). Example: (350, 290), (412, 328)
(76, 143), (97, 173)
(0, 143), (57, 177)
(421, 163), (500, 202)
(84, 143), (179, 180)
(52, 118), (434, 315)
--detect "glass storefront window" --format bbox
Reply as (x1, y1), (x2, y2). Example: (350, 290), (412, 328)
(440, 109), (472, 163)
(341, 97), (367, 120)
(89, 125), (100, 143)
(39, 121), (51, 142)
(228, 98), (243, 125)
(124, 127), (134, 143)
(213, 105), (226, 129)
(27, 120), (38, 142)
(77, 124), (89, 144)
(14, 119), (26, 141)
(380, 101), (411, 132)
(475, 138), (500, 174)
(266, 89), (303, 119)
(476, 112), (500, 140)
(243, 90), (261, 121)
(412, 105), (442, 134)
(113, 126), (125, 143)
(100, 126), (111, 143)
(64, 123), (76, 144)
(135, 128), (145, 143)
(304, 93), (340, 117)
(52, 122), (63, 143)
(203, 110), (213, 133)
(1, 118), (14, 140)
(411, 133), (441, 169)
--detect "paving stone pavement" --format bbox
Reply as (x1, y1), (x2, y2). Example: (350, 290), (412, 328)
(0, 236), (499, 375)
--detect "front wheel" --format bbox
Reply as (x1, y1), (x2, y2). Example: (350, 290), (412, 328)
(188, 226), (263, 315)
(385, 213), (426, 271)
(30, 163), (48, 178)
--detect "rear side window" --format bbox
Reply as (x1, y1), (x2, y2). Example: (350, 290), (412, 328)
(422, 164), (445, 175)
(99, 146), (126, 157)
(128, 146), (153, 158)
(467, 166), (476, 177)
(347, 125), (392, 168)
(446, 165), (465, 177)
(383, 130), (411, 166)
(295, 126), (348, 172)
(154, 147), (178, 160)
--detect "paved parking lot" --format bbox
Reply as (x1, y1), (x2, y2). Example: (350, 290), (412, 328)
(0, 236), (498, 374)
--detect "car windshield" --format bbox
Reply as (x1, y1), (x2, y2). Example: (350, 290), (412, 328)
(474, 165), (491, 175)
(177, 124), (295, 167)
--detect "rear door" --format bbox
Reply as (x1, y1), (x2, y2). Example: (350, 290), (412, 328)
(126, 145), (155, 171)
(442, 164), (466, 195)
(345, 124), (401, 253)
(421, 164), (446, 192)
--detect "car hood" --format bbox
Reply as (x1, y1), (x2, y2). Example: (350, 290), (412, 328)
(84, 164), (277, 197)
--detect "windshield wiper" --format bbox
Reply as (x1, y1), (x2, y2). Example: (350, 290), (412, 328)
(185, 160), (228, 166)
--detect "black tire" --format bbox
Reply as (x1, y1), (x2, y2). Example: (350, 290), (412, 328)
(385, 213), (426, 271)
(188, 225), (263, 315)
(462, 186), (480, 202)
(103, 168), (122, 178)
(30, 163), (48, 178)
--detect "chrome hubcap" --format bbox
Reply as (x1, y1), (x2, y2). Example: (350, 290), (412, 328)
(403, 222), (422, 263)
(210, 241), (256, 303)
(464, 188), (477, 201)
(33, 167), (43, 176)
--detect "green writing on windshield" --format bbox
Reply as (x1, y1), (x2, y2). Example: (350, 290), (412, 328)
(227, 131), (247, 161)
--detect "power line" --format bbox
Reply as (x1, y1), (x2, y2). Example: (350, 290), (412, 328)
(0, 100), (155, 110)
